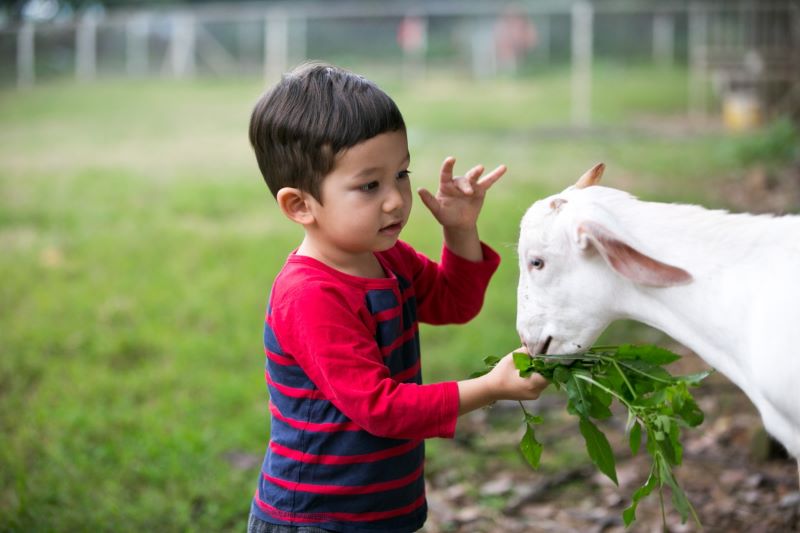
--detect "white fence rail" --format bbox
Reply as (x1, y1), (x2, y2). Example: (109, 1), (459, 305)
(2, 0), (798, 126)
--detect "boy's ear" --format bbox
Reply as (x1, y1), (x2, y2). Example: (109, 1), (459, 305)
(276, 187), (315, 225)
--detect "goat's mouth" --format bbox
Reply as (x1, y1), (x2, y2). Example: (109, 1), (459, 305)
(534, 336), (553, 356)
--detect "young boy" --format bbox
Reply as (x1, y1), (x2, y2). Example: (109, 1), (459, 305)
(247, 62), (548, 533)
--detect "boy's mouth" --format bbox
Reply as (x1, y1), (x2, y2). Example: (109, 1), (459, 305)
(379, 222), (403, 235)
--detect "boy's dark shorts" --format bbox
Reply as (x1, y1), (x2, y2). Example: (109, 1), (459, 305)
(247, 512), (332, 533)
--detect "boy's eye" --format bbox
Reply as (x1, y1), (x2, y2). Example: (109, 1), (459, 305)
(397, 170), (411, 180)
(359, 181), (379, 192)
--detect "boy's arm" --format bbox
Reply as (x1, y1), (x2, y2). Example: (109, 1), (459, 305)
(442, 225), (482, 263)
(271, 283), (461, 440)
(408, 157), (505, 324)
(417, 156), (506, 263)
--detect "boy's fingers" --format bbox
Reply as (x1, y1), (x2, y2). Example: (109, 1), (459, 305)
(453, 176), (473, 195)
(465, 165), (484, 184)
(439, 157), (456, 183)
(476, 164), (507, 190)
(417, 188), (440, 216)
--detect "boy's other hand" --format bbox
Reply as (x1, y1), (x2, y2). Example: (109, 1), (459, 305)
(487, 350), (549, 401)
(418, 156), (506, 231)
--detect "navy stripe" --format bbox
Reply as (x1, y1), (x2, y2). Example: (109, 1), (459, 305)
(375, 315), (402, 348)
(268, 387), (351, 425)
(365, 288), (397, 314)
(265, 444), (423, 486)
(267, 359), (315, 390)
(384, 342), (416, 377)
(269, 416), (409, 456)
(264, 323), (283, 356)
(259, 471), (426, 515)
(396, 273), (411, 291)
(402, 296), (418, 327)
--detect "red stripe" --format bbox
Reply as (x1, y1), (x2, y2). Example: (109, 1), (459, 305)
(373, 305), (401, 322)
(391, 360), (421, 383)
(269, 439), (420, 465)
(263, 464), (423, 495)
(265, 348), (296, 367)
(266, 372), (326, 399)
(255, 493), (426, 523)
(380, 324), (418, 357)
(269, 402), (361, 432)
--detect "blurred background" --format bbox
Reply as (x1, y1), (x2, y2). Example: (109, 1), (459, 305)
(1, 0), (798, 531)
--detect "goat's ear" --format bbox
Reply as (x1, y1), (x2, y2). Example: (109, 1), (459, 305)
(576, 221), (693, 287)
(574, 163), (605, 189)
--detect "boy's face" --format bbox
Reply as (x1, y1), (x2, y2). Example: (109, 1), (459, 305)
(308, 130), (412, 259)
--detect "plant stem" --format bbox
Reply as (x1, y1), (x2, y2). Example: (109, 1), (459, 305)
(612, 359), (637, 398)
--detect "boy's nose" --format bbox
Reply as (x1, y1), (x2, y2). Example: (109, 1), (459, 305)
(383, 185), (406, 212)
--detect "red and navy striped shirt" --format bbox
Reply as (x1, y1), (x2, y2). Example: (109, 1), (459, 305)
(252, 240), (500, 532)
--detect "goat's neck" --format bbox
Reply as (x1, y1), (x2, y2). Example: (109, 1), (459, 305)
(611, 200), (800, 391)
(622, 285), (748, 387)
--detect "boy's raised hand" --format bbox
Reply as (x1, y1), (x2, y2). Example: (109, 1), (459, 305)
(418, 157), (507, 230)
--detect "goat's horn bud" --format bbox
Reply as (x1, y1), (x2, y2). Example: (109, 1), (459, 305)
(575, 163), (605, 189)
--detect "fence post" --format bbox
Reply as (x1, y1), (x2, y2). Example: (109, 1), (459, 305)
(292, 14), (307, 69)
(76, 11), (98, 81)
(17, 22), (35, 88)
(265, 8), (289, 83)
(653, 11), (675, 67)
(688, 3), (709, 121)
(399, 13), (428, 81)
(571, 1), (593, 128)
(170, 12), (196, 78)
(127, 13), (150, 77)
(538, 13), (551, 65)
(470, 18), (496, 79)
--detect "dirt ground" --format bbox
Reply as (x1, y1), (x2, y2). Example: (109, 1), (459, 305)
(422, 161), (800, 533)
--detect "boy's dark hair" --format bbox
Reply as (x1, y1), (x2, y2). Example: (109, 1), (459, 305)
(249, 62), (406, 202)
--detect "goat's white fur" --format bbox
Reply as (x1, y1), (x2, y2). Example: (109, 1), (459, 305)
(516, 167), (800, 471)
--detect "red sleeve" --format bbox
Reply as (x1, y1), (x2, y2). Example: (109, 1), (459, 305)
(271, 282), (459, 440)
(394, 241), (501, 325)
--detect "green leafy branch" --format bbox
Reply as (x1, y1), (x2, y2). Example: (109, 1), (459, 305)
(477, 344), (712, 528)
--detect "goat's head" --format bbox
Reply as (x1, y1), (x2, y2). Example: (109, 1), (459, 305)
(516, 163), (693, 355)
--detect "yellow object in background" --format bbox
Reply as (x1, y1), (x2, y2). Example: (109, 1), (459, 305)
(723, 91), (763, 132)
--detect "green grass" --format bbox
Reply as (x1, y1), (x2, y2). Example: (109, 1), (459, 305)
(0, 65), (785, 531)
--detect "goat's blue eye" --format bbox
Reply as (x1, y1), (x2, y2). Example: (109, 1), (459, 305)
(529, 258), (545, 270)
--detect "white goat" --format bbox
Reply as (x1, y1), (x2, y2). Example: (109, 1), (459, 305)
(516, 163), (800, 481)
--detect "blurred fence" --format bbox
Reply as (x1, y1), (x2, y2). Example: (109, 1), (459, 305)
(2, 0), (798, 126)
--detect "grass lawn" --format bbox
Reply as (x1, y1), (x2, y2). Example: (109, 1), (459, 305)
(0, 65), (783, 531)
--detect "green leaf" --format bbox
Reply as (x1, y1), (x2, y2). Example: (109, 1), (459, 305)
(578, 416), (618, 485)
(470, 354), (504, 378)
(617, 344), (681, 365)
(587, 384), (613, 420)
(552, 365), (571, 385)
(524, 412), (544, 425)
(519, 424), (543, 469)
(621, 359), (674, 384)
(622, 469), (659, 526)
(513, 352), (532, 375)
(660, 460), (694, 524)
(629, 420), (642, 456)
(679, 370), (714, 386)
(563, 370), (594, 418)
(674, 394), (704, 427)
